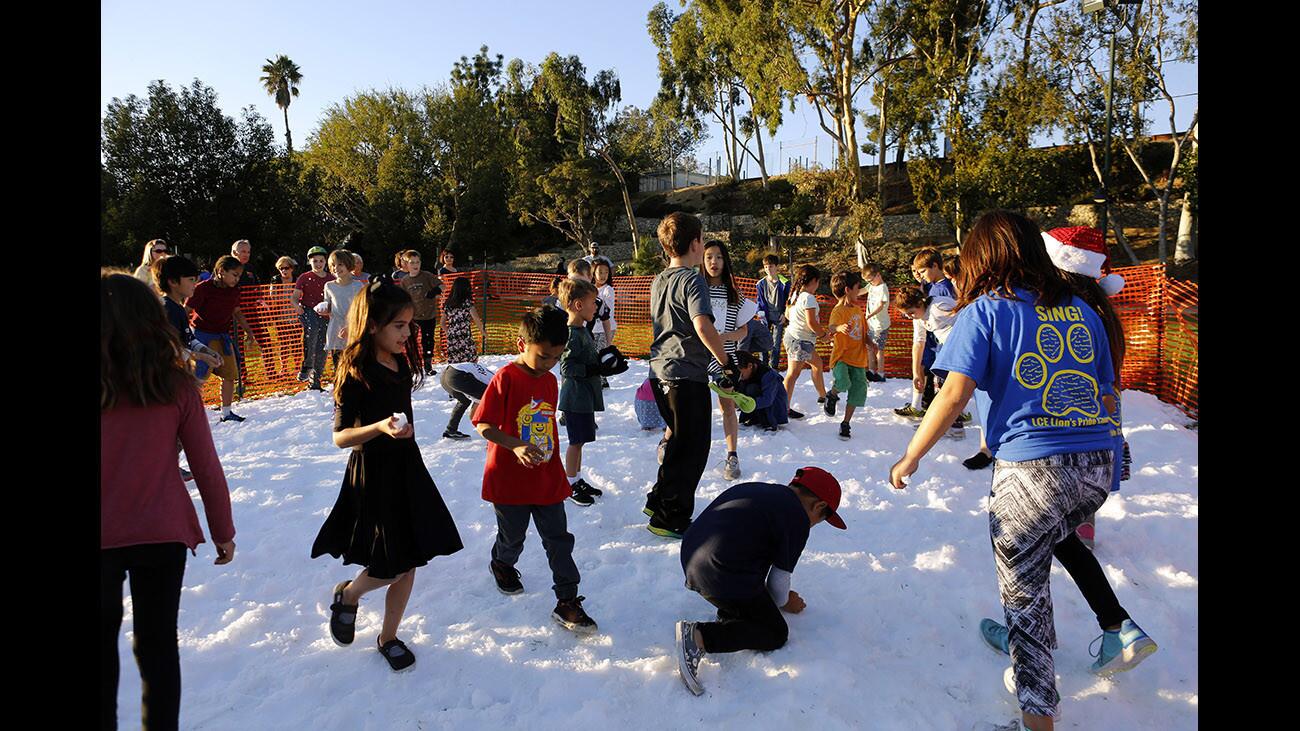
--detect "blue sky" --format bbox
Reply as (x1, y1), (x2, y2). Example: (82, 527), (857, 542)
(102, 0), (1197, 175)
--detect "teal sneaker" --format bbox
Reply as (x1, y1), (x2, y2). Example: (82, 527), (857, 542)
(979, 618), (1010, 655)
(1089, 619), (1158, 676)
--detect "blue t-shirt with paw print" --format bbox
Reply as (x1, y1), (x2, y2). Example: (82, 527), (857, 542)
(934, 286), (1116, 462)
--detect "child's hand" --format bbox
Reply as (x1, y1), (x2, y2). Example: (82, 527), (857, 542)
(214, 540), (236, 565)
(198, 352), (223, 369)
(889, 456), (918, 490)
(912, 375), (925, 392)
(836, 323), (851, 334)
(513, 443), (547, 467)
(782, 590), (806, 614)
(377, 416), (414, 439)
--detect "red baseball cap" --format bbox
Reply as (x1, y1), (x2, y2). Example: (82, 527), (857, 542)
(790, 467), (846, 529)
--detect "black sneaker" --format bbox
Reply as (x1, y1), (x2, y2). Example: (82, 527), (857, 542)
(865, 370), (885, 383)
(425, 367), (436, 377)
(219, 411), (246, 423)
(552, 595), (598, 634)
(569, 484), (595, 507)
(788, 409), (805, 420)
(648, 515), (690, 539)
(377, 638), (416, 673)
(328, 580), (357, 646)
(574, 479), (602, 497)
(296, 371), (310, 383)
(963, 451), (994, 470)
(442, 429), (471, 440)
(839, 422), (851, 441)
(490, 560), (524, 595)
(823, 390), (839, 416)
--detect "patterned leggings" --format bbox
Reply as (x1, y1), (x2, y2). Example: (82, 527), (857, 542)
(990, 449), (1113, 717)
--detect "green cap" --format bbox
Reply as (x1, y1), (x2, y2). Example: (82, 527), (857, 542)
(307, 246), (328, 257)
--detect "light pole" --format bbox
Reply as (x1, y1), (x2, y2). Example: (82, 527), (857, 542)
(1083, 0), (1140, 240)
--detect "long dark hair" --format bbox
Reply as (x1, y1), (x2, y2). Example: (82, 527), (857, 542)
(701, 240), (739, 305)
(1064, 272), (1126, 383)
(736, 350), (771, 381)
(334, 279), (423, 404)
(445, 276), (474, 309)
(786, 264), (821, 312)
(592, 259), (615, 290)
(101, 270), (189, 411)
(955, 210), (1071, 310)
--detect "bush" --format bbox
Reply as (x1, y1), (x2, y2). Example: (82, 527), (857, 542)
(630, 240), (667, 275)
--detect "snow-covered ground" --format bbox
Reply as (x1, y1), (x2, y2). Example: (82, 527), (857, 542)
(115, 355), (1198, 730)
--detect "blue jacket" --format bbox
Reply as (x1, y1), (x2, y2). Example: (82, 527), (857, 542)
(742, 368), (789, 427)
(755, 276), (791, 325)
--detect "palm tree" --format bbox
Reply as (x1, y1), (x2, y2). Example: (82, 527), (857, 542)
(260, 55), (303, 154)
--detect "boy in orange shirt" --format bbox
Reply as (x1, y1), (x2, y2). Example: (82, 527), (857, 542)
(823, 271), (870, 440)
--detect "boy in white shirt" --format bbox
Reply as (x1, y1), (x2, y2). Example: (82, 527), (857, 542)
(859, 262), (890, 382)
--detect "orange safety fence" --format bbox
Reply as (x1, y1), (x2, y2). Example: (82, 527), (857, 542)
(202, 266), (1198, 421)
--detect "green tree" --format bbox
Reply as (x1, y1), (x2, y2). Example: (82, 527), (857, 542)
(260, 55), (303, 154)
(301, 88), (443, 254)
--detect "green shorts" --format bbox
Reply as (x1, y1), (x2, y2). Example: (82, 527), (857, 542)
(831, 362), (868, 408)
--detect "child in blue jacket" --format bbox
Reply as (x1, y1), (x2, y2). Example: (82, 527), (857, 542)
(735, 351), (789, 430)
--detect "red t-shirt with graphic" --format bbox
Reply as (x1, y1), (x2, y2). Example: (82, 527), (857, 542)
(295, 271), (335, 309)
(471, 362), (569, 505)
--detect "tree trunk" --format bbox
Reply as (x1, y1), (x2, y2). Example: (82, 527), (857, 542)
(283, 106), (293, 155)
(599, 149), (641, 256)
(727, 89), (741, 179)
(1174, 191), (1195, 263)
(1110, 213), (1139, 265)
(753, 125), (769, 188)
(877, 83), (888, 210)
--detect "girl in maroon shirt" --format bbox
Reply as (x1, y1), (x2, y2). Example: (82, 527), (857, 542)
(101, 271), (236, 731)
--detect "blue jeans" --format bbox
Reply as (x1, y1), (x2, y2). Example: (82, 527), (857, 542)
(766, 322), (784, 369)
(300, 311), (327, 383)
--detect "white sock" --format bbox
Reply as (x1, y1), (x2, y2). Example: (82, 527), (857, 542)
(222, 406), (233, 417)
(910, 390), (922, 409)
(568, 474), (581, 486)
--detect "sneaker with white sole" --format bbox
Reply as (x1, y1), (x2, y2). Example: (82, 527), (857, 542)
(1089, 619), (1157, 676)
(675, 620), (705, 696)
(552, 596), (598, 634)
(823, 390), (839, 416)
(722, 454), (740, 481)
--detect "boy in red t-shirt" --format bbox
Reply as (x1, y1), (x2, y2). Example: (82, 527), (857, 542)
(472, 305), (598, 634)
(293, 246), (336, 390)
(188, 255), (255, 422)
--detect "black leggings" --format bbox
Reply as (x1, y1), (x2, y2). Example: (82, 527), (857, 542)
(441, 367), (487, 432)
(416, 318), (437, 369)
(697, 591), (789, 654)
(102, 543), (188, 731)
(1054, 532), (1130, 630)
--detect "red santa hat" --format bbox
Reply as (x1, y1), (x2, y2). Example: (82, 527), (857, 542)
(1042, 226), (1125, 296)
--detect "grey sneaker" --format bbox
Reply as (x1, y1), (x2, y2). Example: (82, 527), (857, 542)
(675, 620), (705, 696)
(722, 454), (740, 481)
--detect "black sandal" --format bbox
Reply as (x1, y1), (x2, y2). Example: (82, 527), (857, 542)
(377, 637), (416, 672)
(329, 580), (358, 646)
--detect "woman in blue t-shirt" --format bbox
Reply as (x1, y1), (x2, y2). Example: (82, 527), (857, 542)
(888, 211), (1156, 731)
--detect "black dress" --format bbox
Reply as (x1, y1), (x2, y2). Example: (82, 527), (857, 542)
(311, 358), (463, 579)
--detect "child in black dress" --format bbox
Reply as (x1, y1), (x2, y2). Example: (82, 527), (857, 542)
(311, 279), (464, 672)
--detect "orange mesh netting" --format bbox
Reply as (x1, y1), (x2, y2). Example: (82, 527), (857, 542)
(202, 266), (1198, 421)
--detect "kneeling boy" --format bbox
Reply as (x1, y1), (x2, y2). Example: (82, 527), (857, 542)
(674, 467), (846, 695)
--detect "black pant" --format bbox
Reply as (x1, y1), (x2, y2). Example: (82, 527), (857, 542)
(1054, 532), (1130, 630)
(441, 367), (486, 432)
(648, 379), (712, 531)
(491, 503), (580, 600)
(415, 318), (437, 370)
(697, 592), (788, 654)
(102, 543), (188, 731)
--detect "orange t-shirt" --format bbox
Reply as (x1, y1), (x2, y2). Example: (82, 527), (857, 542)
(829, 302), (869, 369)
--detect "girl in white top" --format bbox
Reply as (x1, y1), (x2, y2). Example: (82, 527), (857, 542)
(860, 263), (891, 379)
(134, 239), (169, 286)
(781, 264), (829, 418)
(321, 250), (366, 373)
(592, 259), (617, 348)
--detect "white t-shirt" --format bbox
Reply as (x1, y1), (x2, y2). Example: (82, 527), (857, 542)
(785, 291), (821, 342)
(322, 280), (365, 350)
(911, 295), (958, 347)
(594, 283), (617, 334)
(865, 281), (891, 330)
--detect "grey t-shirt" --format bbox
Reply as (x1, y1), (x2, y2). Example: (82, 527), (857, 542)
(650, 267), (713, 382)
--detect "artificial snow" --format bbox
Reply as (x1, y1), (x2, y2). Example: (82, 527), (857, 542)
(115, 356), (1198, 729)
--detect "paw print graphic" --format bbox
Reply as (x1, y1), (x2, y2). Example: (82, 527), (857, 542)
(1015, 323), (1103, 418)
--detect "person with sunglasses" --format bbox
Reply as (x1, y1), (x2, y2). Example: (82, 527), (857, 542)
(133, 239), (169, 286)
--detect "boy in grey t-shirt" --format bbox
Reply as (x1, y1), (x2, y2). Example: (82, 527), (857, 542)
(645, 212), (734, 539)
